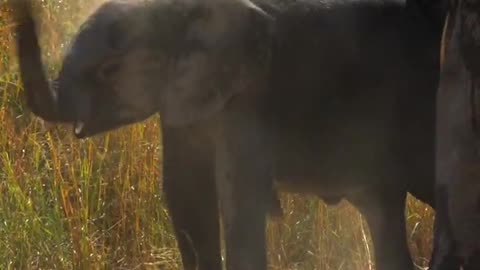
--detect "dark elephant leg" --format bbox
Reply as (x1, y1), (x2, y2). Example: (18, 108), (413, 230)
(349, 190), (413, 270)
(432, 2), (480, 268)
(215, 106), (272, 270)
(429, 185), (462, 270)
(162, 125), (222, 270)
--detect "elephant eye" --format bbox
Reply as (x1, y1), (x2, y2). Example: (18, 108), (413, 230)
(98, 61), (121, 81)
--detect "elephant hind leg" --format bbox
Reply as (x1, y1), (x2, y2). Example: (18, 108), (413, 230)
(348, 189), (414, 270)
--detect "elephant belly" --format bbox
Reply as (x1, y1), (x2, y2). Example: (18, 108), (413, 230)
(271, 108), (396, 201)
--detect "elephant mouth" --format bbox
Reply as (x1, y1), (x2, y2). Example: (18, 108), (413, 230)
(73, 120), (93, 139)
(72, 114), (140, 139)
(74, 121), (85, 136)
(73, 119), (117, 139)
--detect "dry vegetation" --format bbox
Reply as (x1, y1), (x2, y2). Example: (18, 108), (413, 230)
(0, 1), (435, 269)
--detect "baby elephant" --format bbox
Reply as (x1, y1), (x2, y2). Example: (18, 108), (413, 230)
(12, 0), (444, 269)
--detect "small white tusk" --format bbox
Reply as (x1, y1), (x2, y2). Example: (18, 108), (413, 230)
(75, 122), (84, 135)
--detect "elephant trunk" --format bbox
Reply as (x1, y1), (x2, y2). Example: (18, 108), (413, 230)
(13, 1), (60, 122)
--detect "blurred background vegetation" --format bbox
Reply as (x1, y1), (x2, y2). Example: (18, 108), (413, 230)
(0, 1), (434, 269)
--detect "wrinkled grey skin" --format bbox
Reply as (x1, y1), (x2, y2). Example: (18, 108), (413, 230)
(13, 0), (445, 269)
(430, 0), (480, 269)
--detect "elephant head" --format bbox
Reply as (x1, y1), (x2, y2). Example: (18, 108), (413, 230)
(12, 0), (274, 138)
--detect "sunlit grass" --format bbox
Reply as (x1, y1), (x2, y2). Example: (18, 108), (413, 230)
(0, 1), (435, 269)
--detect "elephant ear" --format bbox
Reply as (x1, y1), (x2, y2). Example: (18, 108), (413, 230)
(160, 0), (274, 127)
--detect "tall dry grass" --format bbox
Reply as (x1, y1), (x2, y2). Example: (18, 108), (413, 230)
(0, 1), (435, 269)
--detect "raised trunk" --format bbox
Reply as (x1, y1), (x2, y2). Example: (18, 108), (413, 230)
(13, 1), (60, 121)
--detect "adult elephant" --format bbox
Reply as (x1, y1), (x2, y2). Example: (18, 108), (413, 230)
(12, 0), (444, 269)
(430, 0), (480, 269)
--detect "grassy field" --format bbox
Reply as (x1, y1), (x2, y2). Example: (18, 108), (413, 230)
(0, 1), (435, 269)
